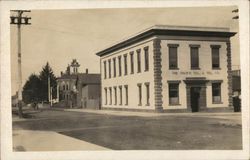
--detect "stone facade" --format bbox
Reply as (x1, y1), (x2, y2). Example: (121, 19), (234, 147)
(96, 25), (236, 112)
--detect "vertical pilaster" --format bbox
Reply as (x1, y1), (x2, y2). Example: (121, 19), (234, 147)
(153, 39), (163, 112)
(226, 40), (233, 108)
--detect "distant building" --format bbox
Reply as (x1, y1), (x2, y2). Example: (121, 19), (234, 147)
(57, 59), (101, 109)
(96, 25), (236, 112)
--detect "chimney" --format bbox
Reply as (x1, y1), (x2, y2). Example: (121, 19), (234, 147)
(86, 68), (88, 74)
(61, 71), (63, 76)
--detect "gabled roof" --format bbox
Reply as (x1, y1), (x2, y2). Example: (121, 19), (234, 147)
(57, 74), (78, 80)
(77, 73), (100, 85)
(96, 25), (236, 57)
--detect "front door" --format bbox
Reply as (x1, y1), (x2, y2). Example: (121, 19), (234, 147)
(190, 87), (201, 112)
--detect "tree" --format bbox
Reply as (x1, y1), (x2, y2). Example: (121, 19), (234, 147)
(22, 74), (42, 104)
(39, 62), (57, 102)
(22, 62), (57, 104)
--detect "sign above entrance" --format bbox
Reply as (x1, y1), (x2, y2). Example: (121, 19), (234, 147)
(171, 70), (220, 76)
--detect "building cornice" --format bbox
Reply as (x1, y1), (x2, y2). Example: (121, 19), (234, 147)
(96, 26), (236, 57)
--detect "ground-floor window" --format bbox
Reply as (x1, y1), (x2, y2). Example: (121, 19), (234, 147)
(104, 88), (107, 105)
(212, 82), (221, 103)
(169, 83), (179, 105)
(137, 84), (142, 106)
(109, 87), (112, 105)
(145, 82), (150, 106)
(125, 85), (128, 105)
(119, 86), (122, 105)
(114, 87), (117, 105)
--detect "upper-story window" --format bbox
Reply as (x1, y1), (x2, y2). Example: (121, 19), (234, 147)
(113, 58), (116, 77)
(137, 49), (141, 73)
(118, 56), (122, 76)
(190, 44), (200, 69)
(130, 51), (134, 74)
(108, 59), (111, 78)
(168, 44), (179, 69)
(124, 54), (128, 75)
(211, 45), (221, 69)
(144, 47), (149, 71)
(103, 61), (107, 79)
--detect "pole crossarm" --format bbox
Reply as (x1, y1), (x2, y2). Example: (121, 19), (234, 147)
(10, 10), (31, 25)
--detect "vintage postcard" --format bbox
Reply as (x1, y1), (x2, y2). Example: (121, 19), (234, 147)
(0, 0), (249, 160)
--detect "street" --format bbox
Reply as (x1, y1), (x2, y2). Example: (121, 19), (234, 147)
(13, 109), (242, 150)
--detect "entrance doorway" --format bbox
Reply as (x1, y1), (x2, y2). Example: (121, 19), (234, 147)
(190, 87), (201, 112)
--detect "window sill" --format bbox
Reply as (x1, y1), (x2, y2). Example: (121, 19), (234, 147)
(191, 68), (200, 70)
(138, 104), (142, 106)
(144, 69), (149, 72)
(212, 68), (221, 70)
(169, 103), (181, 106)
(169, 68), (179, 70)
(145, 103), (150, 106)
(212, 102), (223, 104)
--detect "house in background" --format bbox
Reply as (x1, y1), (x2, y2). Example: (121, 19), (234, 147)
(96, 25), (236, 112)
(56, 59), (101, 109)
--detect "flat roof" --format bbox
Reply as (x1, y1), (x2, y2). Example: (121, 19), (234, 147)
(96, 25), (236, 57)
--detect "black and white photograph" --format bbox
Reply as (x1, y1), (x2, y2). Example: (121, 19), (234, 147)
(0, 1), (249, 160)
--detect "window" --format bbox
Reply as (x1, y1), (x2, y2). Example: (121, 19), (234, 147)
(144, 47), (149, 71)
(119, 86), (122, 105)
(124, 54), (128, 75)
(137, 49), (141, 73)
(211, 45), (221, 69)
(212, 83), (221, 103)
(113, 58), (116, 77)
(118, 56), (122, 76)
(114, 87), (117, 105)
(108, 59), (111, 78)
(169, 83), (179, 105)
(145, 83), (150, 106)
(125, 85), (128, 105)
(104, 88), (107, 105)
(63, 85), (65, 90)
(168, 44), (179, 69)
(130, 52), (134, 74)
(109, 87), (112, 104)
(104, 61), (107, 79)
(190, 45), (200, 69)
(137, 84), (142, 106)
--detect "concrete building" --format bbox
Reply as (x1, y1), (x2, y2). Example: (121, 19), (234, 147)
(57, 59), (101, 109)
(96, 25), (236, 112)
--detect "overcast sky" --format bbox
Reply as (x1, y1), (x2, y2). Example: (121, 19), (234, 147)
(11, 6), (239, 95)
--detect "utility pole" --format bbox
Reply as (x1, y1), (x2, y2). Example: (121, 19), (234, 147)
(48, 76), (50, 106)
(10, 10), (31, 118)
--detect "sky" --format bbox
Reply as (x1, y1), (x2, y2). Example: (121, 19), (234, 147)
(11, 6), (240, 95)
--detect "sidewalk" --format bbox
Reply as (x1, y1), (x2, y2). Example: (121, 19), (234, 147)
(13, 129), (110, 151)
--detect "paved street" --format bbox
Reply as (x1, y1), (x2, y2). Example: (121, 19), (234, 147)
(13, 109), (242, 150)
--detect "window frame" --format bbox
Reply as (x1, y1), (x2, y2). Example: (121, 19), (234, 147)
(137, 83), (142, 106)
(137, 49), (141, 73)
(103, 61), (107, 79)
(168, 81), (181, 105)
(168, 44), (179, 70)
(145, 82), (150, 106)
(124, 54), (128, 76)
(118, 56), (122, 76)
(212, 82), (222, 104)
(211, 45), (221, 70)
(130, 51), (134, 74)
(144, 46), (149, 71)
(113, 58), (116, 77)
(190, 44), (200, 70)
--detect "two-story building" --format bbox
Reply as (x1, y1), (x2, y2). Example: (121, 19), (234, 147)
(57, 59), (101, 109)
(96, 25), (236, 112)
